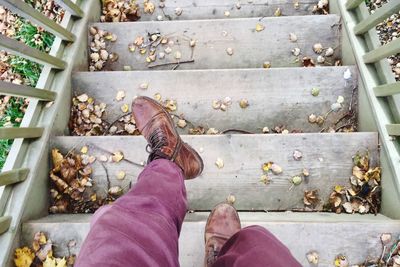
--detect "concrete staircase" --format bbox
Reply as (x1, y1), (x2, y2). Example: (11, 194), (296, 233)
(20, 1), (400, 266)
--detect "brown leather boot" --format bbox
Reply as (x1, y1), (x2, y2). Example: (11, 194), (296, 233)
(204, 203), (241, 267)
(132, 96), (204, 179)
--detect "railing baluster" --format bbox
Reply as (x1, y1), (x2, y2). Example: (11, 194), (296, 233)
(0, 168), (29, 186)
(386, 124), (400, 136)
(0, 0), (75, 41)
(0, 127), (44, 139)
(0, 216), (11, 235)
(0, 81), (56, 101)
(363, 38), (400, 64)
(374, 82), (400, 97)
(345, 0), (364, 10)
(55, 0), (83, 18)
(354, 1), (400, 35)
(0, 35), (66, 70)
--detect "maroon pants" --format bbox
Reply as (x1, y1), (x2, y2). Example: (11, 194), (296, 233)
(75, 159), (301, 267)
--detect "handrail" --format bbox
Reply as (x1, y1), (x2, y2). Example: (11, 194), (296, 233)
(0, 35), (66, 69)
(0, 0), (75, 41)
(0, 81), (56, 100)
(339, 0), (400, 198)
(0, 127), (44, 139)
(0, 168), (29, 187)
(354, 1), (400, 35)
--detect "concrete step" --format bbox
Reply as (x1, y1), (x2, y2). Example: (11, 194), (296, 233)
(72, 66), (357, 134)
(22, 213), (399, 266)
(52, 132), (378, 211)
(133, 0), (320, 21)
(89, 15), (341, 71)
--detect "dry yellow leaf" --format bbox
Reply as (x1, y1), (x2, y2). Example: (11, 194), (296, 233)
(144, 1), (155, 14)
(121, 104), (129, 113)
(255, 23), (265, 32)
(262, 162), (273, 172)
(117, 171), (126, 180)
(112, 151), (124, 162)
(334, 185), (344, 193)
(51, 149), (64, 169)
(14, 247), (35, 267)
(260, 174), (271, 185)
(80, 146), (88, 154)
(215, 158), (224, 169)
(43, 256), (67, 267)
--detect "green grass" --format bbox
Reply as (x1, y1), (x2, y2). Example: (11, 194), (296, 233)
(0, 97), (26, 170)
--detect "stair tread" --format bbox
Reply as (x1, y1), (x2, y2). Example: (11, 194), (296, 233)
(89, 15), (341, 70)
(23, 213), (400, 266)
(134, 0), (320, 21)
(52, 132), (378, 210)
(73, 66), (357, 134)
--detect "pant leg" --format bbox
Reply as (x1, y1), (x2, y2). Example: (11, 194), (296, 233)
(212, 225), (301, 267)
(75, 159), (187, 267)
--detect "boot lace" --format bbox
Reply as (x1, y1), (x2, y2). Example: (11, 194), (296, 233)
(146, 128), (168, 162)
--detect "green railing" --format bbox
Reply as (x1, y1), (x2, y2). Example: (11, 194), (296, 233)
(339, 0), (400, 190)
(0, 0), (83, 235)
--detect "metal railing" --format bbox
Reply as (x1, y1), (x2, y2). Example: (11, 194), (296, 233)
(339, 0), (400, 189)
(0, 0), (83, 235)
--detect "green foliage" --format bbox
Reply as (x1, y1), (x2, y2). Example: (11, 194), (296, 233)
(0, 97), (25, 170)
(14, 18), (55, 52)
(9, 56), (43, 87)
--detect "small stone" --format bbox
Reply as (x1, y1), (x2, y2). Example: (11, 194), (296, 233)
(226, 47), (234, 56)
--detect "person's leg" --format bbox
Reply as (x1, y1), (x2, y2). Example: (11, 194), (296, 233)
(75, 159), (187, 267)
(213, 225), (302, 267)
(75, 96), (204, 267)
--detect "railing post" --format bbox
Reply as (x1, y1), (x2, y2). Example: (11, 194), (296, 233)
(55, 0), (84, 18)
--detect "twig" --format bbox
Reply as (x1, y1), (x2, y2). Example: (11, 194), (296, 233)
(221, 128), (254, 134)
(148, 59), (194, 69)
(104, 112), (132, 135)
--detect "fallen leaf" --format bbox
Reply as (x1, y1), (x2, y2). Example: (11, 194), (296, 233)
(271, 163), (283, 174)
(115, 90), (126, 101)
(304, 190), (320, 207)
(226, 194), (235, 204)
(112, 151), (124, 162)
(342, 202), (353, 213)
(177, 119), (187, 128)
(263, 61), (271, 68)
(116, 171), (126, 180)
(175, 7), (183, 16)
(274, 7), (281, 16)
(291, 176), (302, 185)
(143, 1), (155, 14)
(334, 255), (349, 267)
(121, 104), (129, 113)
(255, 23), (265, 32)
(80, 146), (88, 154)
(226, 47), (234, 56)
(289, 33), (298, 42)
(77, 94), (88, 102)
(302, 57), (315, 67)
(14, 247), (35, 267)
(302, 168), (310, 177)
(311, 87), (320, 97)
(206, 128), (219, 135)
(313, 43), (323, 54)
(293, 150), (303, 161)
(260, 174), (271, 185)
(262, 127), (270, 133)
(215, 158), (224, 169)
(108, 186), (123, 196)
(239, 99), (249, 109)
(262, 162), (273, 172)
(306, 251), (319, 265)
(51, 149), (64, 170)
